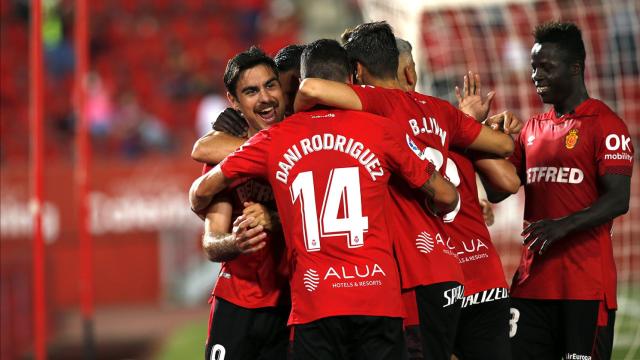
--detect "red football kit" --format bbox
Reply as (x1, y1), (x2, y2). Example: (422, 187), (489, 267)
(202, 164), (289, 309)
(444, 150), (508, 296)
(219, 108), (433, 325)
(509, 98), (634, 310)
(351, 85), (483, 289)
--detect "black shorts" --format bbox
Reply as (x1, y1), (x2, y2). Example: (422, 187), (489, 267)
(414, 281), (464, 360)
(205, 297), (290, 360)
(510, 298), (615, 360)
(292, 315), (407, 360)
(454, 288), (511, 360)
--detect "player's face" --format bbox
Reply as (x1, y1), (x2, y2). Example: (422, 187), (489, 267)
(530, 42), (573, 105)
(279, 69), (300, 117)
(230, 64), (285, 131)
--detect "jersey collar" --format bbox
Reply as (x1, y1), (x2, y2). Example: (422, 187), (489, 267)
(549, 98), (598, 124)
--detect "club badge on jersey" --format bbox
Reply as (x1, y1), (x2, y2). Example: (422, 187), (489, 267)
(565, 129), (579, 149)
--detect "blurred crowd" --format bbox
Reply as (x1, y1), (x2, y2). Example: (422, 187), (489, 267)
(0, 0), (300, 163)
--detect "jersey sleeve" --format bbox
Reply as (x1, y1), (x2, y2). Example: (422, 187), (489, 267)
(595, 115), (634, 176)
(446, 101), (483, 148)
(381, 119), (434, 188)
(350, 84), (397, 117)
(219, 129), (271, 179)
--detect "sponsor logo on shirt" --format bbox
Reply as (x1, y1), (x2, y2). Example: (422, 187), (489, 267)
(303, 268), (320, 292)
(414, 230), (458, 258)
(415, 231), (435, 253)
(565, 129), (579, 149)
(443, 284), (465, 307)
(455, 238), (490, 263)
(460, 287), (509, 308)
(605, 134), (631, 151)
(526, 167), (584, 184)
(322, 263), (387, 289)
(565, 353), (591, 360)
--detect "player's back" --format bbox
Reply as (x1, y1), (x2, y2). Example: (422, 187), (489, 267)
(262, 108), (429, 325)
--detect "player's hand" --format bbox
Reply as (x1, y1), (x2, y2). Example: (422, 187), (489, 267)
(212, 108), (249, 137)
(242, 201), (277, 231)
(521, 218), (570, 255)
(231, 215), (267, 254)
(485, 110), (523, 135)
(455, 71), (495, 123)
(480, 199), (495, 226)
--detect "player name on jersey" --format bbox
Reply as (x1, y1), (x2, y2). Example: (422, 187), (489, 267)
(275, 132), (384, 184)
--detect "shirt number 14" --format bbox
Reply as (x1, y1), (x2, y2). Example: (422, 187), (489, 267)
(290, 167), (369, 252)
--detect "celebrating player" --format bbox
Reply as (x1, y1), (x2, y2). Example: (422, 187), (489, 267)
(487, 21), (634, 359)
(395, 38), (519, 360)
(190, 39), (459, 360)
(191, 44), (306, 165)
(197, 47), (290, 360)
(295, 22), (517, 360)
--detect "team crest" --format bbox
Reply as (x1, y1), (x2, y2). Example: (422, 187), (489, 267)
(565, 129), (579, 149)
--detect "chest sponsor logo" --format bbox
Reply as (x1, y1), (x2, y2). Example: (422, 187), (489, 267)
(565, 353), (591, 360)
(526, 166), (584, 184)
(415, 231), (458, 258)
(565, 129), (578, 149)
(461, 287), (508, 308)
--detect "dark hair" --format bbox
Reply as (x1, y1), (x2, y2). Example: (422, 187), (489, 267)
(300, 39), (351, 82)
(533, 21), (586, 74)
(343, 21), (399, 80)
(223, 46), (278, 96)
(274, 44), (306, 72)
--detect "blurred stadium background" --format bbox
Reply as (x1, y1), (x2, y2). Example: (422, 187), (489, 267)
(0, 0), (637, 359)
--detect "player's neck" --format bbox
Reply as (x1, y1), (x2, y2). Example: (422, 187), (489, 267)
(367, 78), (403, 91)
(554, 84), (589, 116)
(248, 126), (260, 137)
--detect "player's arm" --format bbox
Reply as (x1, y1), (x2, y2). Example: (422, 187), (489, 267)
(467, 122), (515, 158)
(191, 130), (246, 164)
(243, 201), (281, 232)
(294, 78), (363, 112)
(420, 168), (460, 215)
(190, 165), (233, 214)
(473, 155), (520, 194)
(525, 174), (630, 254)
(202, 198), (267, 262)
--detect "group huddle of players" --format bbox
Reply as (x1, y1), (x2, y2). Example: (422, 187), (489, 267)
(188, 20), (634, 360)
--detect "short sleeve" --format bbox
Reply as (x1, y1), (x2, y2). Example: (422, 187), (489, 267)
(381, 119), (433, 188)
(596, 115), (634, 176)
(447, 103), (483, 148)
(350, 85), (398, 117)
(219, 129), (271, 179)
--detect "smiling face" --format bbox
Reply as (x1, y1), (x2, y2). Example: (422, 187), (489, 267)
(228, 64), (285, 133)
(530, 42), (575, 106)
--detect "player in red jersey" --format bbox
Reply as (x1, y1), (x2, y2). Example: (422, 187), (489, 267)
(191, 44), (306, 164)
(394, 37), (520, 360)
(191, 39), (459, 360)
(486, 22), (634, 359)
(295, 22), (518, 360)
(197, 47), (290, 360)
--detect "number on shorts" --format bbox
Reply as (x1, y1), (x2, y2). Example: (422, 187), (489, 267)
(509, 307), (520, 338)
(210, 344), (226, 360)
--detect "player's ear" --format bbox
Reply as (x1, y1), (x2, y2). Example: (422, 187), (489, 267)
(355, 62), (365, 84)
(226, 91), (240, 112)
(570, 62), (581, 76)
(403, 64), (417, 91)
